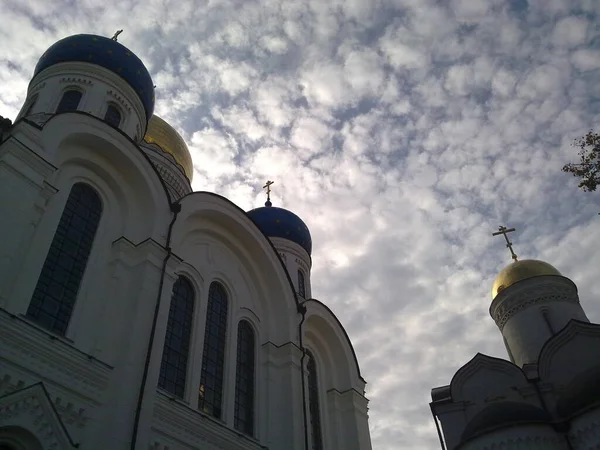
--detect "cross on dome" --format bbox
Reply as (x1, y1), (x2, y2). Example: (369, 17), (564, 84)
(263, 180), (274, 207)
(492, 225), (518, 261)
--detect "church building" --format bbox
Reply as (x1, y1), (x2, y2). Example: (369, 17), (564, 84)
(0, 34), (372, 449)
(430, 227), (600, 449)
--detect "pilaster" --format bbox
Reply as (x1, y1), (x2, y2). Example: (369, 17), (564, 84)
(0, 136), (57, 308)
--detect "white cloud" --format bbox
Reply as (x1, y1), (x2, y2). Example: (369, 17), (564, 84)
(1, 3), (599, 449)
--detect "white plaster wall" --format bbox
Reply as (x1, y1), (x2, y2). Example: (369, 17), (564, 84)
(270, 237), (312, 299)
(502, 302), (588, 367)
(492, 277), (588, 367)
(17, 62), (148, 140)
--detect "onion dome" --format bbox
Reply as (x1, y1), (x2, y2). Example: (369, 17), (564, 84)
(33, 34), (155, 120)
(143, 115), (193, 180)
(492, 259), (562, 298)
(247, 202), (312, 256)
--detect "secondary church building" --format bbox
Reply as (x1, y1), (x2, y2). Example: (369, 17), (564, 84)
(0, 34), (372, 450)
(431, 230), (600, 449)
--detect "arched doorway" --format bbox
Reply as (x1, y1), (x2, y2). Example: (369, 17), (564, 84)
(0, 426), (43, 450)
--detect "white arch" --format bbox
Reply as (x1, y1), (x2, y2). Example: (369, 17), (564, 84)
(303, 299), (365, 392)
(172, 192), (298, 345)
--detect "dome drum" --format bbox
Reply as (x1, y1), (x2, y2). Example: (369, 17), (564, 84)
(22, 60), (147, 141)
(33, 35), (154, 120)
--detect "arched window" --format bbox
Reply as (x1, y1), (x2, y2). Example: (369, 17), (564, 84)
(24, 95), (38, 116)
(56, 90), (82, 114)
(27, 183), (102, 335)
(199, 282), (228, 419)
(298, 270), (306, 298)
(234, 320), (255, 435)
(159, 276), (194, 398)
(103, 104), (122, 128)
(307, 351), (323, 450)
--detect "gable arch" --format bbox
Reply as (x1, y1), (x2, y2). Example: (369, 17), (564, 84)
(538, 320), (600, 382)
(172, 192), (298, 344)
(450, 353), (528, 405)
(41, 112), (171, 241)
(303, 299), (365, 391)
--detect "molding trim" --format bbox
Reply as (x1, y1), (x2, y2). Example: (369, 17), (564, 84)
(152, 392), (268, 450)
(490, 280), (579, 330)
(0, 383), (79, 448)
(0, 310), (112, 400)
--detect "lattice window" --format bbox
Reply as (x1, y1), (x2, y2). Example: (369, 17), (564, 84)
(198, 282), (228, 419)
(56, 90), (82, 113)
(27, 183), (102, 335)
(104, 104), (122, 128)
(234, 320), (255, 435)
(298, 269), (306, 298)
(307, 351), (323, 450)
(159, 276), (195, 398)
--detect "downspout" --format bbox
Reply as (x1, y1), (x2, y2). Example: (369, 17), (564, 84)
(429, 403), (446, 450)
(298, 302), (309, 450)
(130, 201), (181, 450)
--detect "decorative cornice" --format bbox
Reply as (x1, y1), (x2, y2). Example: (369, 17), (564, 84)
(59, 76), (93, 86)
(31, 62), (147, 129)
(490, 280), (579, 330)
(152, 392), (267, 450)
(106, 89), (132, 113)
(0, 310), (112, 400)
(569, 414), (600, 447)
(29, 81), (47, 95)
(457, 433), (566, 450)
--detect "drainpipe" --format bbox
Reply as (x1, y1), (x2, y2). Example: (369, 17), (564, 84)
(297, 302), (309, 450)
(429, 403), (446, 450)
(130, 201), (181, 450)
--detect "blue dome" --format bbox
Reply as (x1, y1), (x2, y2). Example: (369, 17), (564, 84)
(33, 34), (155, 120)
(247, 205), (312, 255)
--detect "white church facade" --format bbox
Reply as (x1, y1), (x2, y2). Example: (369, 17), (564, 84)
(0, 34), (372, 450)
(430, 230), (600, 449)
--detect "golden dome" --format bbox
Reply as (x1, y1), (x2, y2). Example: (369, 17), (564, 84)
(143, 115), (193, 180)
(492, 259), (562, 298)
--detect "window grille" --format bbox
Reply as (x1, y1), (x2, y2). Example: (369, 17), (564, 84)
(27, 183), (102, 335)
(159, 276), (195, 398)
(198, 282), (228, 419)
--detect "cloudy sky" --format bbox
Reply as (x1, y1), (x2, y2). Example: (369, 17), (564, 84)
(2, 0), (600, 448)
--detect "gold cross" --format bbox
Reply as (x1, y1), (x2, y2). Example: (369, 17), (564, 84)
(492, 225), (518, 261)
(111, 30), (123, 41)
(263, 180), (274, 201)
